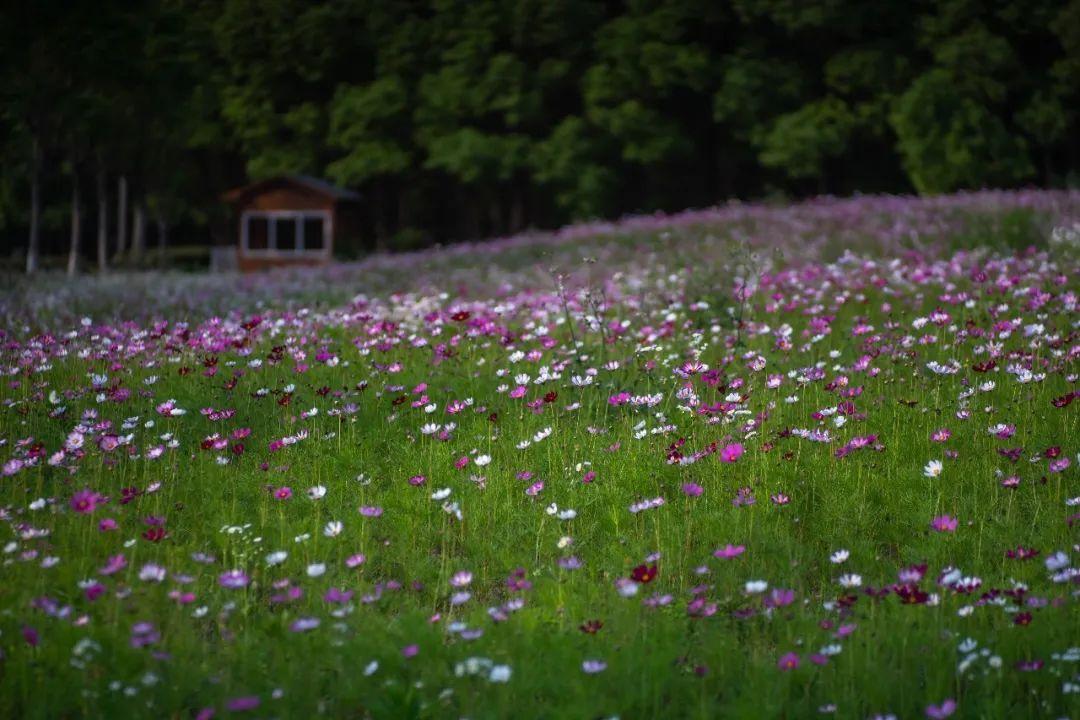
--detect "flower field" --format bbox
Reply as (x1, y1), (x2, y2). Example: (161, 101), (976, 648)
(1, 190), (1079, 719)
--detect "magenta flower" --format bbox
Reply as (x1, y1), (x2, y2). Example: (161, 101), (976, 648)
(720, 443), (744, 463)
(930, 428), (951, 442)
(226, 696), (261, 712)
(401, 644), (419, 658)
(930, 515), (958, 533)
(777, 652), (800, 671)
(70, 488), (103, 514)
(713, 544), (746, 559)
(274, 486), (292, 500)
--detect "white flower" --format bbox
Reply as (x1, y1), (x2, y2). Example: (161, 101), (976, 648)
(307, 485), (327, 500)
(923, 460), (943, 478)
(744, 580), (768, 594)
(488, 665), (512, 683)
(829, 549), (849, 564)
(431, 488), (452, 501)
(306, 563), (326, 577)
(1045, 551), (1070, 572)
(323, 520), (343, 538)
(363, 660), (379, 676)
(475, 454), (491, 466)
(266, 551), (288, 566)
(838, 573), (862, 588)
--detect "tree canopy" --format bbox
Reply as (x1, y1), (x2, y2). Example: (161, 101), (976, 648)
(2, 0), (1078, 258)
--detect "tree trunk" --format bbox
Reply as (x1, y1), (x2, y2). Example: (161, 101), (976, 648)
(26, 137), (40, 275)
(66, 171), (81, 277)
(156, 216), (167, 268)
(373, 183), (388, 251)
(116, 175), (128, 258)
(509, 185), (524, 233)
(96, 166), (108, 273)
(132, 203), (145, 263)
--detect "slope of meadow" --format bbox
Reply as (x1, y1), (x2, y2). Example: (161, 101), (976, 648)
(1, 191), (1078, 719)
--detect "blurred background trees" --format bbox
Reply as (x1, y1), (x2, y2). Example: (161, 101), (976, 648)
(2, 0), (1079, 268)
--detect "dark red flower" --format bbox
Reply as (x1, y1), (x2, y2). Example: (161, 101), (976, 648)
(631, 564), (658, 584)
(579, 619), (603, 634)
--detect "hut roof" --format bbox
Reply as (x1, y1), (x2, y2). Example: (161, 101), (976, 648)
(222, 175), (360, 204)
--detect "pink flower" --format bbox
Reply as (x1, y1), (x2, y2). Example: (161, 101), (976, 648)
(930, 515), (958, 533)
(765, 588), (795, 608)
(720, 443), (744, 463)
(70, 488), (103, 514)
(274, 486), (292, 500)
(713, 544), (745, 559)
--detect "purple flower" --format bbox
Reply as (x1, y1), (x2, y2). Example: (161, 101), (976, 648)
(777, 652), (800, 671)
(219, 570), (250, 589)
(359, 506), (384, 517)
(290, 617), (320, 632)
(582, 659), (607, 674)
(681, 482), (703, 497)
(925, 699), (956, 719)
(226, 696), (261, 712)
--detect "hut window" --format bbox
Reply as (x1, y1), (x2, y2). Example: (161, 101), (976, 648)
(241, 211), (330, 255)
(248, 217), (269, 250)
(303, 217), (325, 250)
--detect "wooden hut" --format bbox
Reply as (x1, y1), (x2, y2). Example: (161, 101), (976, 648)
(220, 175), (361, 271)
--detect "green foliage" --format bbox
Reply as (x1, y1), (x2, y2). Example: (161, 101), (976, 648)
(760, 98), (855, 180)
(891, 70), (1034, 193)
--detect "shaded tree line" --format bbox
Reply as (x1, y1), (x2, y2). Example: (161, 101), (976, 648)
(2, 0), (1079, 271)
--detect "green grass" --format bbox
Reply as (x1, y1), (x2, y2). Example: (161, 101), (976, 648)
(0, 202), (1078, 719)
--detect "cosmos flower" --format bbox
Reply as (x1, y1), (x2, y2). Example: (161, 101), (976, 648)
(930, 515), (958, 533)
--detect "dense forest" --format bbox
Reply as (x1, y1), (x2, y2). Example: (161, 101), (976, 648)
(2, 0), (1079, 270)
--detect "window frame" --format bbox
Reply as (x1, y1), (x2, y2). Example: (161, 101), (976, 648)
(240, 209), (332, 258)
